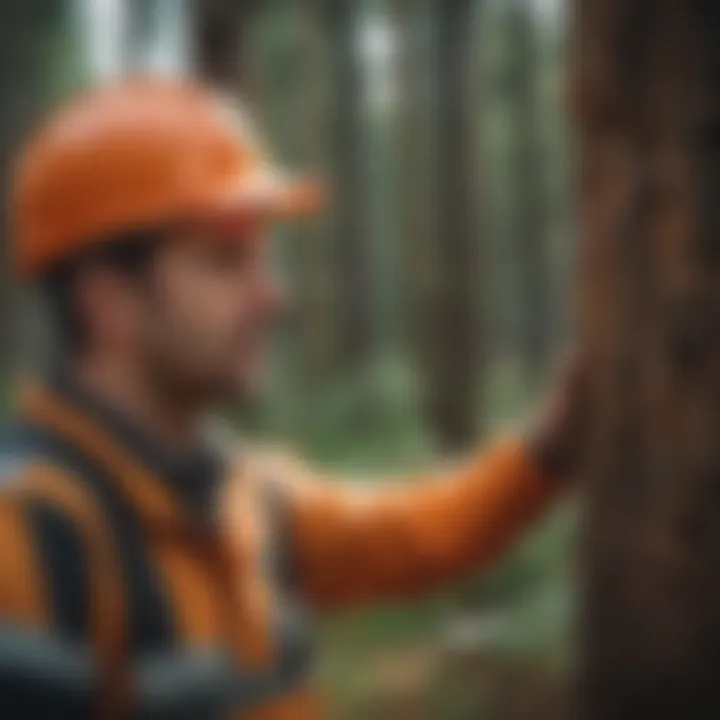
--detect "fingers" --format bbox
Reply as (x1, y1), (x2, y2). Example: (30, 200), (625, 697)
(527, 346), (589, 482)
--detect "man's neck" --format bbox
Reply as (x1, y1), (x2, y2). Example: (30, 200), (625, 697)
(69, 355), (203, 454)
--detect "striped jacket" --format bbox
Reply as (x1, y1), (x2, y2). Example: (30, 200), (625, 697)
(0, 379), (556, 718)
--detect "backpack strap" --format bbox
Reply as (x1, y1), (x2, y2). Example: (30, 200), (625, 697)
(28, 427), (176, 655)
(26, 500), (89, 641)
(17, 464), (129, 719)
(9, 422), (177, 718)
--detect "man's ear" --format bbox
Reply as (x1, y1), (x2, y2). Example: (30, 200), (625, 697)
(76, 264), (136, 348)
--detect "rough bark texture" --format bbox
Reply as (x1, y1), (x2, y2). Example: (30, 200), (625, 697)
(573, 1), (720, 717)
(428, 0), (483, 451)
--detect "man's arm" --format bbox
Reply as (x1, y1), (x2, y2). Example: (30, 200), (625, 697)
(271, 437), (559, 609)
(266, 357), (584, 609)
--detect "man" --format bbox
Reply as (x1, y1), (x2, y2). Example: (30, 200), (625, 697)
(0, 78), (581, 719)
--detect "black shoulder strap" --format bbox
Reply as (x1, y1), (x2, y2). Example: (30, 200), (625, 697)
(13, 422), (176, 656)
(25, 500), (90, 642)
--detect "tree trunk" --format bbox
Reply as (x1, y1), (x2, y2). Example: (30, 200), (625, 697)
(427, 0), (483, 451)
(253, 0), (335, 378)
(505, 0), (550, 381)
(0, 1), (76, 377)
(394, 0), (436, 389)
(574, 1), (720, 717)
(194, 0), (254, 91)
(288, 2), (336, 378)
(322, 0), (373, 368)
(125, 0), (156, 71)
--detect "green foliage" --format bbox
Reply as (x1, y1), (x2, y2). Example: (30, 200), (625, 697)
(251, 352), (436, 468)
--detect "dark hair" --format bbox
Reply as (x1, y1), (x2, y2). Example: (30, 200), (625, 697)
(40, 229), (166, 355)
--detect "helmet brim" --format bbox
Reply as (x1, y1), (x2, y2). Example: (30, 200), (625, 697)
(196, 167), (325, 227)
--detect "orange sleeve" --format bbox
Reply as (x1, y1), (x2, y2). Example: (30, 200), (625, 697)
(276, 437), (559, 609)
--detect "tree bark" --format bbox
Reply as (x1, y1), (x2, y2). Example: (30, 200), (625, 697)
(574, 1), (720, 717)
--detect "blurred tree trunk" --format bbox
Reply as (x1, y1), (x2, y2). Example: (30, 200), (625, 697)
(254, 0), (334, 378)
(322, 0), (373, 368)
(427, 0), (483, 450)
(505, 0), (550, 381)
(126, 0), (155, 70)
(574, 1), (720, 717)
(284, 2), (335, 378)
(0, 1), (76, 379)
(194, 0), (254, 91)
(394, 0), (438, 401)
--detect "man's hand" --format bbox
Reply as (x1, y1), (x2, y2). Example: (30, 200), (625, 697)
(527, 351), (588, 483)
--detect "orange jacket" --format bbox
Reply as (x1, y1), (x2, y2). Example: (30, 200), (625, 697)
(0, 383), (558, 719)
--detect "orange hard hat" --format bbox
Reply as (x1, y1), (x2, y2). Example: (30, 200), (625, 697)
(13, 77), (324, 278)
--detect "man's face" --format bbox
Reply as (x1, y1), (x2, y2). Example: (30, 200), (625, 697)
(137, 223), (286, 404)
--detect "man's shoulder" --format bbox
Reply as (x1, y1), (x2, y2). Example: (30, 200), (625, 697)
(0, 421), (89, 502)
(0, 422), (90, 599)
